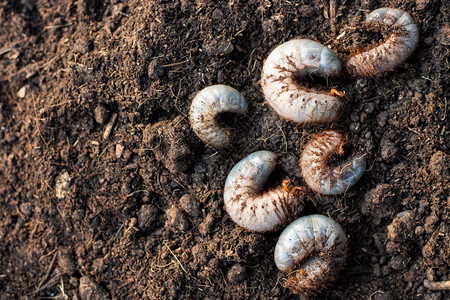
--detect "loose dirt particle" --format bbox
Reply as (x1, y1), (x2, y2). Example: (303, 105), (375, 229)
(94, 105), (110, 124)
(165, 206), (189, 231)
(55, 171), (72, 199)
(227, 264), (247, 283)
(179, 194), (200, 217)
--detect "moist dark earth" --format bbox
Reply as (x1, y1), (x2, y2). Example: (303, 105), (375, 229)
(0, 0), (448, 299)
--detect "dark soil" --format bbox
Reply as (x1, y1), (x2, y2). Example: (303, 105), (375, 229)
(0, 0), (448, 299)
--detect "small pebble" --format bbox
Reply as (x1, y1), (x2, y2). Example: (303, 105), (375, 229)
(165, 206), (189, 231)
(148, 59), (163, 79)
(94, 105), (109, 124)
(17, 86), (27, 98)
(115, 144), (124, 159)
(179, 194), (200, 217)
(137, 204), (158, 232)
(55, 171), (72, 199)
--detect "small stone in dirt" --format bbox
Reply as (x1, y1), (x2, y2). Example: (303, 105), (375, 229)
(16, 86), (27, 98)
(137, 204), (158, 232)
(227, 264), (246, 283)
(165, 206), (189, 231)
(94, 105), (110, 124)
(191, 244), (208, 266)
(115, 144), (124, 159)
(55, 171), (72, 199)
(179, 194), (200, 217)
(79, 276), (109, 300)
(202, 39), (234, 56)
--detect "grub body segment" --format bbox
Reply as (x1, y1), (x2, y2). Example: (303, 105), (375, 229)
(224, 151), (305, 232)
(274, 214), (348, 296)
(346, 8), (419, 77)
(300, 130), (366, 195)
(189, 85), (247, 148)
(261, 39), (343, 124)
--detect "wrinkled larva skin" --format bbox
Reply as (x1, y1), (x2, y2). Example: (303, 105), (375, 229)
(300, 130), (366, 195)
(261, 39), (343, 124)
(346, 7), (419, 77)
(189, 85), (248, 148)
(274, 214), (348, 296)
(224, 151), (306, 232)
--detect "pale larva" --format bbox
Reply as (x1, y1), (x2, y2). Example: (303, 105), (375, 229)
(261, 39), (344, 124)
(346, 7), (419, 77)
(274, 214), (348, 296)
(189, 85), (248, 148)
(224, 151), (306, 232)
(300, 130), (366, 195)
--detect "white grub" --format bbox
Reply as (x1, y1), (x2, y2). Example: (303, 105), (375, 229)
(261, 39), (343, 124)
(189, 84), (247, 148)
(300, 130), (366, 195)
(274, 214), (348, 296)
(346, 7), (419, 77)
(224, 151), (306, 232)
